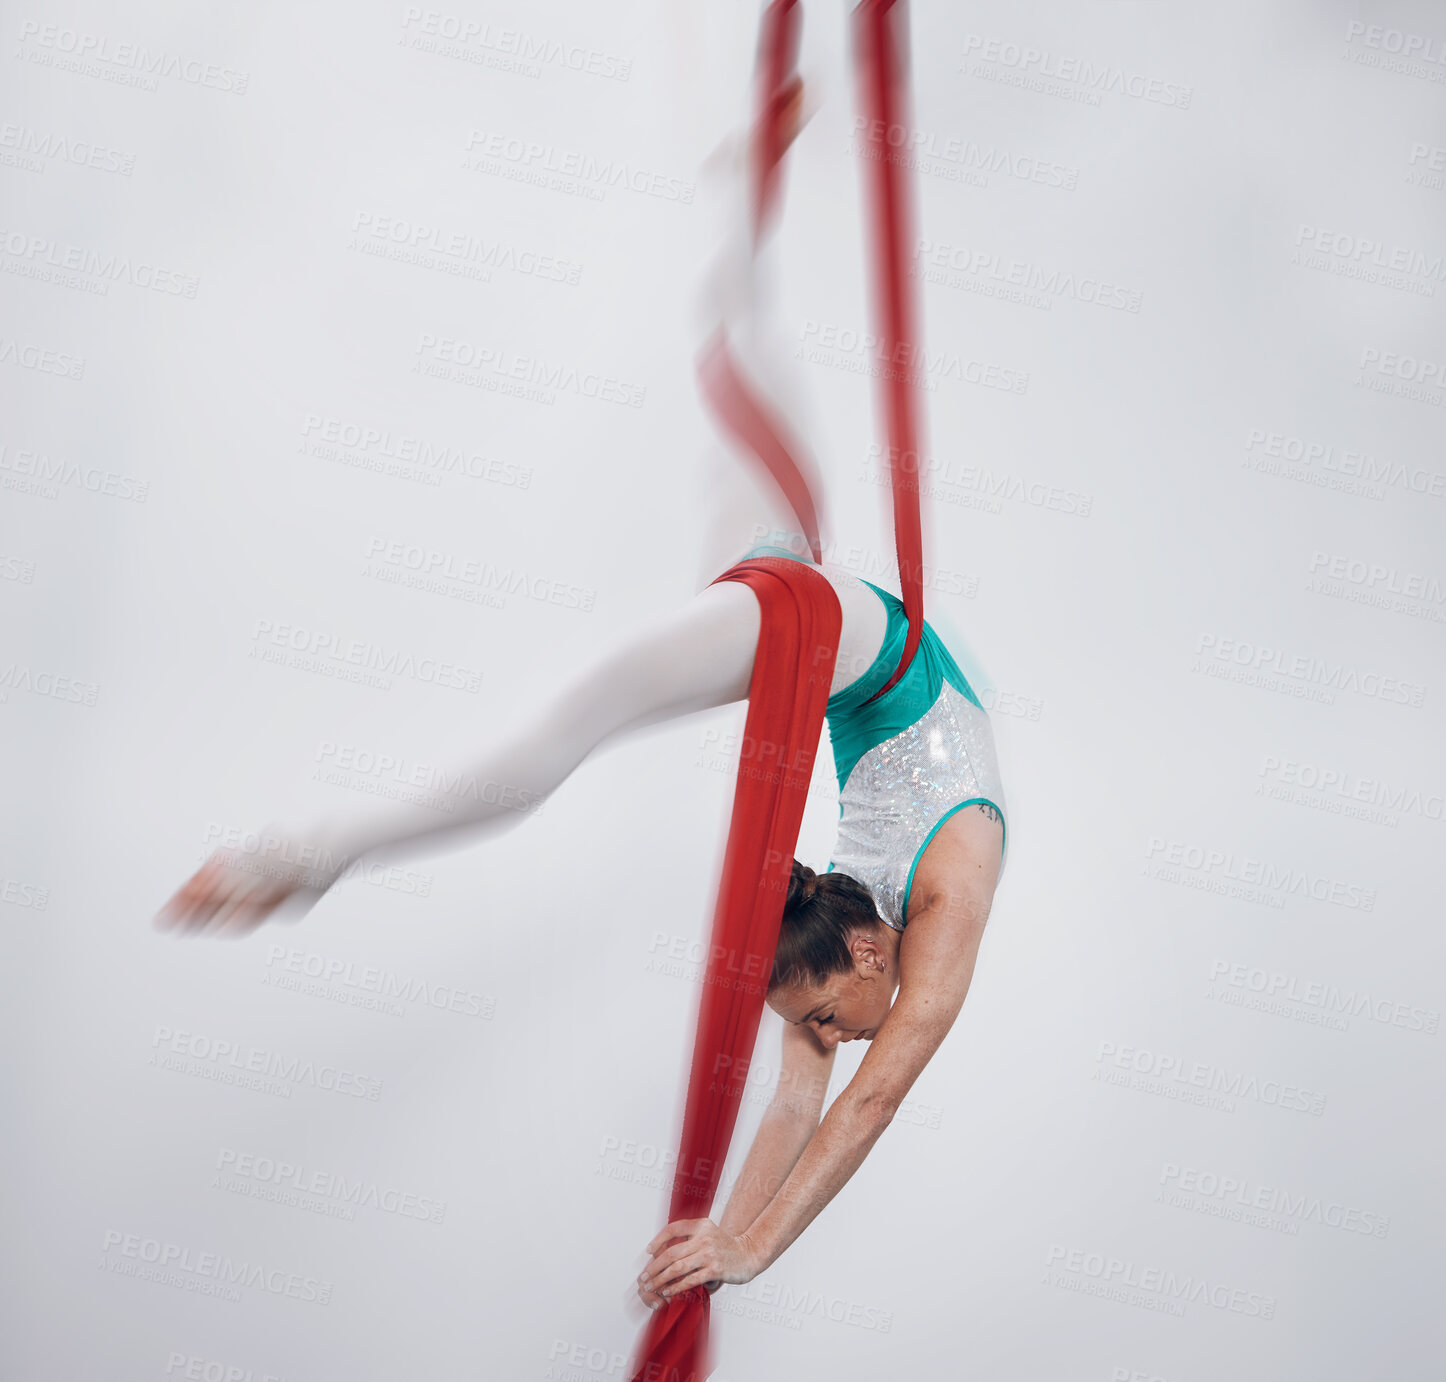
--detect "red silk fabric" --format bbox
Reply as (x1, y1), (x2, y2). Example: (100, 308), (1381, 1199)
(696, 329), (824, 566)
(626, 556), (841, 1382)
(628, 6), (926, 1376)
(853, 0), (927, 704)
(750, 0), (802, 244)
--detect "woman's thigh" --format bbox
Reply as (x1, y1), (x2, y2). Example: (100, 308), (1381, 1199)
(558, 564), (885, 760)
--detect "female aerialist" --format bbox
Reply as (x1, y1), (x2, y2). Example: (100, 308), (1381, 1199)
(154, 55), (1008, 1316)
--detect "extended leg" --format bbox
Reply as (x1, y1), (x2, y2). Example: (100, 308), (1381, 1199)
(159, 579), (762, 934)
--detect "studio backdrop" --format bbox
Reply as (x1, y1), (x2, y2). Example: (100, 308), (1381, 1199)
(3, 2), (1442, 1379)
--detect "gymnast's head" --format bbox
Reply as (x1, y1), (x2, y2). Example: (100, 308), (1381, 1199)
(765, 860), (901, 1047)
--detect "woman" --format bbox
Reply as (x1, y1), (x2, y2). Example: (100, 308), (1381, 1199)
(154, 539), (1008, 1309)
(156, 73), (1009, 1309)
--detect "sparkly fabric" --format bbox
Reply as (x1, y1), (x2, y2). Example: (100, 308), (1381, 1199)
(829, 680), (1007, 930)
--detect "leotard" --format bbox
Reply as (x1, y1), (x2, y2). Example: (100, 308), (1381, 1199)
(743, 544), (1008, 931)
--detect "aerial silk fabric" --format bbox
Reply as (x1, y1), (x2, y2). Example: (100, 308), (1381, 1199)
(695, 0), (823, 567)
(626, 556), (841, 1382)
(629, 4), (928, 1377)
(853, 0), (928, 705)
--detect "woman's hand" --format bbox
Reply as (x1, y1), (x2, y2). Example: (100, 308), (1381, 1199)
(637, 1219), (761, 1307)
(153, 819), (345, 938)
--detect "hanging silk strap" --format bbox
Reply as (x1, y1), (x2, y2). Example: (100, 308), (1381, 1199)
(696, 0), (823, 566)
(626, 555), (842, 1382)
(853, 0), (927, 705)
(696, 329), (824, 565)
(750, 0), (803, 244)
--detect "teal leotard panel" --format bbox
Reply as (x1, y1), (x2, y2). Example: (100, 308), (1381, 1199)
(740, 544), (984, 790)
(738, 543), (1008, 929)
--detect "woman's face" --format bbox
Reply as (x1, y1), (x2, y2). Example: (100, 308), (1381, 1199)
(766, 926), (900, 1047)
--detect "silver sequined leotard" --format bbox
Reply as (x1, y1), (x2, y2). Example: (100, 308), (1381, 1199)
(829, 678), (1007, 931)
(743, 545), (1008, 932)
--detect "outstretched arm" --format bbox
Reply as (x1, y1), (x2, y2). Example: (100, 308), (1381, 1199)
(716, 1020), (836, 1232)
(641, 851), (998, 1297)
(637, 1014), (835, 1310)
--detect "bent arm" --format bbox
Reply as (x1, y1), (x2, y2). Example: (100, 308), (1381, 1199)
(739, 888), (994, 1275)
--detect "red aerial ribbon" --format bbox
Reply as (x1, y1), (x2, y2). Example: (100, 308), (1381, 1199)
(853, 0), (927, 704)
(750, 0), (803, 245)
(630, 6), (929, 1376)
(696, 329), (824, 565)
(696, 0), (824, 566)
(626, 556), (841, 1382)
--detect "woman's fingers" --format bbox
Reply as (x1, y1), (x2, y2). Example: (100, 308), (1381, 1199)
(155, 851), (287, 936)
(660, 1262), (716, 1297)
(652, 1247), (714, 1296)
(643, 1220), (702, 1258)
(154, 857), (224, 930)
(156, 823), (340, 937)
(645, 1238), (709, 1294)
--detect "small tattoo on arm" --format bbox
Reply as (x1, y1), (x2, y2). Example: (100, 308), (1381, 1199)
(974, 803), (1001, 825)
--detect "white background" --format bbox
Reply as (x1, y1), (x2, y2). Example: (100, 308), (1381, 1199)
(3, 2), (1442, 1379)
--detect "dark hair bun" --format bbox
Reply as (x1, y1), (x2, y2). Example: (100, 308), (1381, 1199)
(773, 858), (880, 990)
(787, 859), (818, 912)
